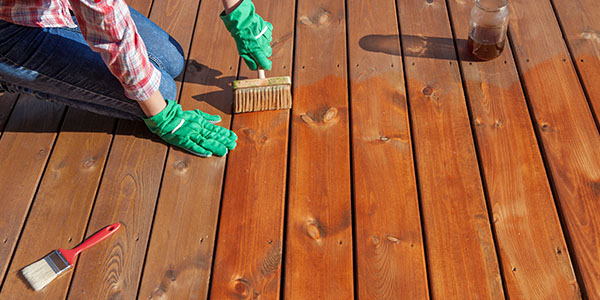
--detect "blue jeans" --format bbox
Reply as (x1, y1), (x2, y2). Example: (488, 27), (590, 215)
(0, 7), (184, 120)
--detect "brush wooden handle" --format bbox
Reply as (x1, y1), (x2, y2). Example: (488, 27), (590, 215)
(258, 69), (265, 79)
(59, 223), (121, 265)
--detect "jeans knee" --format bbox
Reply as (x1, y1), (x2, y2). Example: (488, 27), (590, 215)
(149, 38), (184, 80)
(158, 71), (177, 101)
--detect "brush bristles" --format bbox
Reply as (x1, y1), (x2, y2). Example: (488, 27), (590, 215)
(234, 85), (292, 113)
(21, 259), (58, 291)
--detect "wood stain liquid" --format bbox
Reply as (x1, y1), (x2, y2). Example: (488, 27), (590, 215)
(467, 26), (506, 60)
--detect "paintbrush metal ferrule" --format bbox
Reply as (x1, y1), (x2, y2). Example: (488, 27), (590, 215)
(44, 250), (72, 275)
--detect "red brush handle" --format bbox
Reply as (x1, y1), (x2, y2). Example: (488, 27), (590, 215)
(59, 223), (121, 265)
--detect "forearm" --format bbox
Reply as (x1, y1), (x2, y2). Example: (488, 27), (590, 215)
(222, 0), (242, 14)
(138, 89), (168, 117)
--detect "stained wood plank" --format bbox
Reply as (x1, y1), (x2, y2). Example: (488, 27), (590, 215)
(0, 96), (64, 284)
(396, 0), (504, 298)
(65, 0), (197, 297)
(445, 1), (580, 298)
(136, 0), (238, 298)
(551, 0), (600, 124)
(346, 0), (428, 299)
(284, 0), (353, 298)
(208, 0), (295, 298)
(0, 110), (114, 300)
(127, 0), (154, 17)
(507, 0), (600, 297)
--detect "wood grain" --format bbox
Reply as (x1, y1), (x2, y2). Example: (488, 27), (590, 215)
(284, 0), (354, 298)
(551, 0), (600, 124)
(136, 0), (239, 298)
(507, 0), (600, 297)
(127, 0), (154, 17)
(0, 110), (114, 300)
(65, 0), (195, 297)
(0, 96), (64, 284)
(346, 0), (429, 299)
(445, 0), (580, 298)
(396, 0), (504, 298)
(208, 0), (295, 298)
(65, 120), (166, 300)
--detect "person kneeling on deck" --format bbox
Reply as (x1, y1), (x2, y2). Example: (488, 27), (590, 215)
(0, 0), (272, 157)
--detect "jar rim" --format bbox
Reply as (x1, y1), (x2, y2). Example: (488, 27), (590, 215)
(476, 0), (508, 11)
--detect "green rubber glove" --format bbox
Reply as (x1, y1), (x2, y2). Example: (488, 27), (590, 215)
(220, 0), (273, 70)
(144, 100), (237, 157)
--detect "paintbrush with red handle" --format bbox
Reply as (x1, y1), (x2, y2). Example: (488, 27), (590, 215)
(21, 223), (121, 291)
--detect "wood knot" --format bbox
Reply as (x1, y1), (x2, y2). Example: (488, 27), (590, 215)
(82, 157), (97, 169)
(323, 107), (338, 123)
(386, 234), (400, 244)
(174, 159), (189, 172)
(305, 220), (325, 241)
(372, 235), (380, 246)
(165, 270), (176, 282)
(556, 247), (562, 255)
(422, 86), (433, 96)
(299, 8), (332, 26)
(426, 0), (434, 3)
(494, 120), (503, 128)
(232, 278), (250, 296)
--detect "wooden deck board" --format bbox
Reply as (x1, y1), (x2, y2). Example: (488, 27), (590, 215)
(137, 0), (237, 297)
(1, 0), (599, 298)
(346, 0), (428, 298)
(208, 0), (295, 298)
(508, 0), (600, 297)
(446, 0), (580, 298)
(0, 96), (65, 285)
(284, 0), (354, 298)
(397, 0), (504, 298)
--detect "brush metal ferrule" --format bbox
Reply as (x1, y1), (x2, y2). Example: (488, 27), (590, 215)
(44, 250), (72, 276)
(232, 76), (291, 90)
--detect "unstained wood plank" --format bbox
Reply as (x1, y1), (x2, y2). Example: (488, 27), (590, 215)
(0, 110), (114, 300)
(0, 96), (64, 285)
(346, 0), (428, 299)
(208, 0), (295, 298)
(551, 0), (600, 125)
(445, 0), (580, 298)
(507, 0), (600, 297)
(284, 0), (354, 298)
(136, 0), (239, 298)
(397, 0), (504, 298)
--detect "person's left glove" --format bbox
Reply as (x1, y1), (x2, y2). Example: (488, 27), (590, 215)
(220, 0), (273, 71)
(144, 100), (237, 157)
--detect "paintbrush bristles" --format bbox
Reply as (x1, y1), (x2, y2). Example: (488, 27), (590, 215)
(21, 259), (57, 291)
(234, 85), (292, 113)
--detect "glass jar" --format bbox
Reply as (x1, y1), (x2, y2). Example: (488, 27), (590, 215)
(467, 0), (509, 60)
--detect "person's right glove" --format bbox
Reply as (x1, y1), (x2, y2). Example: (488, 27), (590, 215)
(144, 100), (237, 157)
(220, 0), (273, 71)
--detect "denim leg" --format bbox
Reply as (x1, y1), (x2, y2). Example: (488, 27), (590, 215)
(0, 8), (183, 120)
(128, 7), (185, 80)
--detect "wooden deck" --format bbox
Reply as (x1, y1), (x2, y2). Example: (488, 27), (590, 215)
(0, 0), (599, 298)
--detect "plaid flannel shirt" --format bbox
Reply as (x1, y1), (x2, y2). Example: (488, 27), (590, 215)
(0, 0), (161, 100)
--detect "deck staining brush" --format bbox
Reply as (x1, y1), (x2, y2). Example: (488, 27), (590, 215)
(233, 69), (292, 113)
(21, 223), (121, 291)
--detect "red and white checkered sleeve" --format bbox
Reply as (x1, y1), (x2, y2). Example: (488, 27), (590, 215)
(68, 0), (161, 101)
